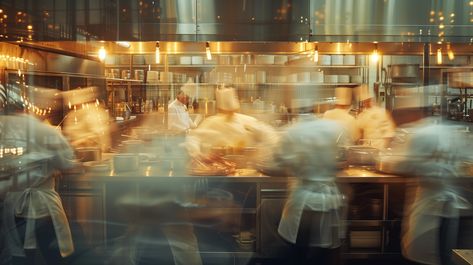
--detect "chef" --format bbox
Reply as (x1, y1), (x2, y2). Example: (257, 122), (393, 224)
(400, 123), (472, 265)
(276, 119), (346, 265)
(186, 87), (279, 163)
(323, 86), (359, 144)
(62, 87), (111, 152)
(355, 85), (395, 149)
(1, 90), (76, 265)
(168, 82), (202, 133)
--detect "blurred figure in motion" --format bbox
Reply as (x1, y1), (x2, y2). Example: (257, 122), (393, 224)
(62, 87), (111, 153)
(275, 119), (346, 265)
(355, 85), (395, 149)
(167, 82), (202, 133)
(323, 86), (359, 144)
(0, 87), (76, 265)
(186, 87), (279, 164)
(400, 123), (472, 265)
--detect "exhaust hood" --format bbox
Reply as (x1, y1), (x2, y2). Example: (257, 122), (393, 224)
(0, 0), (472, 43)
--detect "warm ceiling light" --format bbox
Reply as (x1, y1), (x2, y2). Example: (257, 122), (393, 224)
(313, 45), (319, 63)
(437, 48), (443, 64)
(155, 41), (160, 63)
(370, 43), (379, 63)
(116, 41), (131, 48)
(98, 46), (106, 61)
(447, 43), (455, 60)
(206, 42), (212, 60)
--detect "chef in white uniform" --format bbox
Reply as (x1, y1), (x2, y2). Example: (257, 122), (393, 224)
(276, 119), (346, 265)
(62, 87), (111, 152)
(1, 94), (76, 265)
(323, 86), (359, 144)
(168, 82), (202, 133)
(186, 87), (279, 163)
(355, 85), (395, 149)
(400, 124), (472, 265)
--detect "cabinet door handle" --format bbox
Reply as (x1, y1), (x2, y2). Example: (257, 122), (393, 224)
(260, 189), (287, 193)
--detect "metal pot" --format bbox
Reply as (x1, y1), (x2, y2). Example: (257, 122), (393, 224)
(75, 147), (101, 162)
(375, 155), (407, 174)
(389, 64), (419, 82)
(346, 146), (379, 166)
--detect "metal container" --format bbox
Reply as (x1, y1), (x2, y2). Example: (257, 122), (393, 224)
(389, 64), (419, 82)
(346, 146), (379, 166)
(75, 147), (101, 162)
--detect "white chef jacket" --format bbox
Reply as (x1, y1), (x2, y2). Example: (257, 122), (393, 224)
(323, 108), (359, 144)
(63, 105), (111, 151)
(168, 99), (196, 133)
(399, 124), (472, 265)
(275, 119), (346, 247)
(356, 105), (395, 149)
(1, 114), (75, 258)
(185, 112), (279, 161)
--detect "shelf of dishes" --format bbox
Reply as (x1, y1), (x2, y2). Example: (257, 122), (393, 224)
(106, 69), (364, 85)
(108, 54), (367, 67)
(127, 82), (362, 86)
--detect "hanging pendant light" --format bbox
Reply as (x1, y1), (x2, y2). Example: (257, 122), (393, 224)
(206, 42), (212, 60)
(155, 41), (160, 64)
(98, 46), (107, 61)
(313, 45), (319, 63)
(370, 43), (379, 63)
(437, 48), (443, 64)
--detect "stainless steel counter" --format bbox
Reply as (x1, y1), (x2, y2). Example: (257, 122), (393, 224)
(74, 166), (411, 184)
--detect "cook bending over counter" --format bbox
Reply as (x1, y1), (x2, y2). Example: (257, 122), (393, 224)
(186, 87), (280, 172)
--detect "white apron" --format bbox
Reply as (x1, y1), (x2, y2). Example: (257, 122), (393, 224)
(278, 178), (346, 248)
(3, 176), (74, 258)
(402, 181), (471, 265)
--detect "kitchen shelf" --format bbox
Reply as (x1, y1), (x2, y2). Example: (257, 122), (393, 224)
(107, 64), (368, 69)
(106, 78), (143, 83)
(137, 82), (362, 86)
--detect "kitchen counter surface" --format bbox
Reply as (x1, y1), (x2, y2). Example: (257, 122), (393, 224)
(68, 165), (426, 184)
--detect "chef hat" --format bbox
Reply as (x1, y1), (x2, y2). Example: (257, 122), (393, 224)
(62, 87), (98, 106)
(216, 87), (240, 111)
(335, 86), (352, 105)
(181, 80), (197, 98)
(356, 84), (374, 102)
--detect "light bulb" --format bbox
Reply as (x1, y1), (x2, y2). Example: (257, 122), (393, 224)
(155, 42), (160, 64)
(313, 46), (319, 63)
(206, 42), (212, 60)
(437, 48), (443, 64)
(447, 44), (455, 60)
(116, 41), (131, 48)
(370, 48), (379, 63)
(98, 46), (106, 61)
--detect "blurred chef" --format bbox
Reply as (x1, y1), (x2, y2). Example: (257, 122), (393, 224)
(168, 82), (202, 133)
(62, 87), (111, 152)
(276, 119), (346, 265)
(1, 88), (76, 265)
(355, 84), (395, 149)
(323, 86), (359, 144)
(186, 87), (279, 163)
(400, 123), (472, 265)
